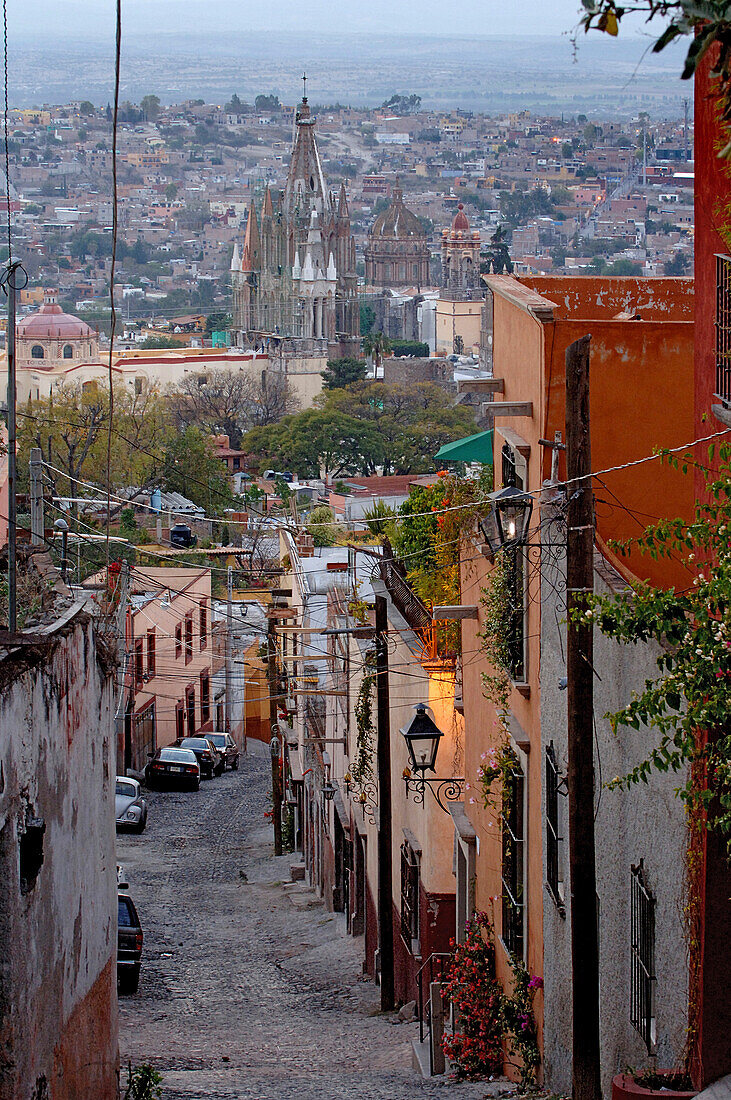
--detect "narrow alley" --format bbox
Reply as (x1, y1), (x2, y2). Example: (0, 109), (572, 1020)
(117, 742), (496, 1100)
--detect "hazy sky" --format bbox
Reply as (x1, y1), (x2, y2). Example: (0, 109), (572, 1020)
(16, 0), (655, 41)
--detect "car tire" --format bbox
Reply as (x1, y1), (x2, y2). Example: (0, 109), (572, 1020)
(133, 817), (146, 835)
(232, 758), (239, 771)
(119, 967), (140, 995)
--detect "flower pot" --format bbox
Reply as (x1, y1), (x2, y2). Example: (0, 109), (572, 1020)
(612, 1072), (696, 1100)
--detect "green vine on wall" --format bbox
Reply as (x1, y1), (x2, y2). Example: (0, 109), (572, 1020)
(478, 555), (512, 718)
(576, 448), (731, 854)
(350, 664), (376, 796)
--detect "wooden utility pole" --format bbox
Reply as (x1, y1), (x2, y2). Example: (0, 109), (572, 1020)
(565, 334), (602, 1100)
(267, 615), (283, 856)
(375, 594), (394, 1011)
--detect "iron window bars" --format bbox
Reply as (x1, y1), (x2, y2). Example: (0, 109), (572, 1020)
(400, 840), (420, 952)
(716, 254), (731, 408)
(546, 742), (565, 914)
(630, 859), (656, 1053)
(501, 758), (525, 958)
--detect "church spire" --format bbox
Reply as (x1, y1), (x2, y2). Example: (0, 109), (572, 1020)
(240, 200), (260, 272)
(337, 181), (349, 219)
(284, 80), (327, 226)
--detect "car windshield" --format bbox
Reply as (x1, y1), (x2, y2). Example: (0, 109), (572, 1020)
(208, 735), (226, 748)
(118, 897), (136, 927)
(159, 748), (196, 763)
(179, 738), (208, 749)
(116, 781), (136, 797)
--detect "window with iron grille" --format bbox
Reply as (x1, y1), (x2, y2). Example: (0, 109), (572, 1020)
(400, 841), (420, 951)
(716, 254), (731, 407)
(199, 601), (208, 650)
(184, 614), (193, 664)
(501, 443), (526, 682)
(146, 630), (156, 679)
(630, 860), (656, 1053)
(546, 742), (565, 913)
(186, 687), (196, 735)
(175, 623), (182, 659)
(134, 640), (144, 691)
(501, 753), (525, 958)
(200, 673), (210, 724)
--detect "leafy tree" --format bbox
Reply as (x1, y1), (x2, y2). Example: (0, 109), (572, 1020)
(254, 94), (280, 112)
(138, 336), (181, 350)
(140, 94), (161, 122)
(164, 182), (178, 202)
(204, 311), (231, 334)
(321, 381), (477, 474)
(306, 505), (342, 547)
(499, 187), (558, 228)
(162, 426), (233, 512)
(225, 93), (245, 113)
(481, 226), (513, 275)
(381, 93), (421, 115)
(665, 252), (691, 275)
(389, 341), (429, 357)
(243, 409), (385, 480)
(79, 100), (95, 115)
(418, 128), (441, 143)
(322, 357), (367, 389)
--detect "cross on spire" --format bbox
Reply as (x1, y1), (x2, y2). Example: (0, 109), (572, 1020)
(302, 72), (307, 102)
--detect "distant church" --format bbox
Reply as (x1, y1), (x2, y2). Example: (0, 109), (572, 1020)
(231, 86), (359, 356)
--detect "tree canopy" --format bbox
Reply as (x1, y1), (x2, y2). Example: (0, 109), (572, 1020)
(242, 380), (476, 477)
(322, 357), (367, 390)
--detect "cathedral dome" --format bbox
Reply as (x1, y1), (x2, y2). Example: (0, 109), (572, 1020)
(370, 185), (425, 240)
(18, 299), (95, 340)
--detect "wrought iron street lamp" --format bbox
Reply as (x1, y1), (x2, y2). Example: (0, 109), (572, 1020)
(479, 486), (533, 553)
(400, 703), (443, 774)
(400, 703), (464, 813)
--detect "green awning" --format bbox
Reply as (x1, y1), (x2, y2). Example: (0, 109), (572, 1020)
(435, 429), (493, 465)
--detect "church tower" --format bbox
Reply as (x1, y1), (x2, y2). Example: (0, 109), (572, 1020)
(232, 76), (360, 354)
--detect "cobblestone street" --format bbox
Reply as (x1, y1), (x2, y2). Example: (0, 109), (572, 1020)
(117, 741), (497, 1100)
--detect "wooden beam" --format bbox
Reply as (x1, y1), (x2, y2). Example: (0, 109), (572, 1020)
(432, 605), (479, 620)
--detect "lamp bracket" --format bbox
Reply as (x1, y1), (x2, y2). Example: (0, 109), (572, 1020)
(403, 776), (465, 814)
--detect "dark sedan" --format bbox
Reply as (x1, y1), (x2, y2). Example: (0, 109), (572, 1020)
(175, 736), (224, 779)
(118, 891), (143, 994)
(144, 747), (200, 791)
(207, 732), (240, 771)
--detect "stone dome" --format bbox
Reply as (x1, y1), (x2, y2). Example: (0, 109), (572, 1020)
(451, 203), (470, 233)
(18, 301), (95, 340)
(370, 185), (425, 240)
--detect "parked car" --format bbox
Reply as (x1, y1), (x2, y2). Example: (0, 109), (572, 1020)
(117, 891), (143, 994)
(207, 732), (240, 771)
(144, 747), (200, 791)
(115, 776), (148, 833)
(175, 736), (224, 779)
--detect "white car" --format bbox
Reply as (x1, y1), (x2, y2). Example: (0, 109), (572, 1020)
(115, 776), (148, 834)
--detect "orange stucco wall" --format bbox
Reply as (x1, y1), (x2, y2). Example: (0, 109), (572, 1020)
(457, 275), (695, 1081)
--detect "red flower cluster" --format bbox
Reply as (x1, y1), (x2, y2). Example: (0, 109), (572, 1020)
(441, 912), (504, 1080)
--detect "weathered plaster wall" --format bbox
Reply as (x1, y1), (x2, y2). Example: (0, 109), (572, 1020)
(0, 612), (118, 1100)
(540, 521), (688, 1096)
